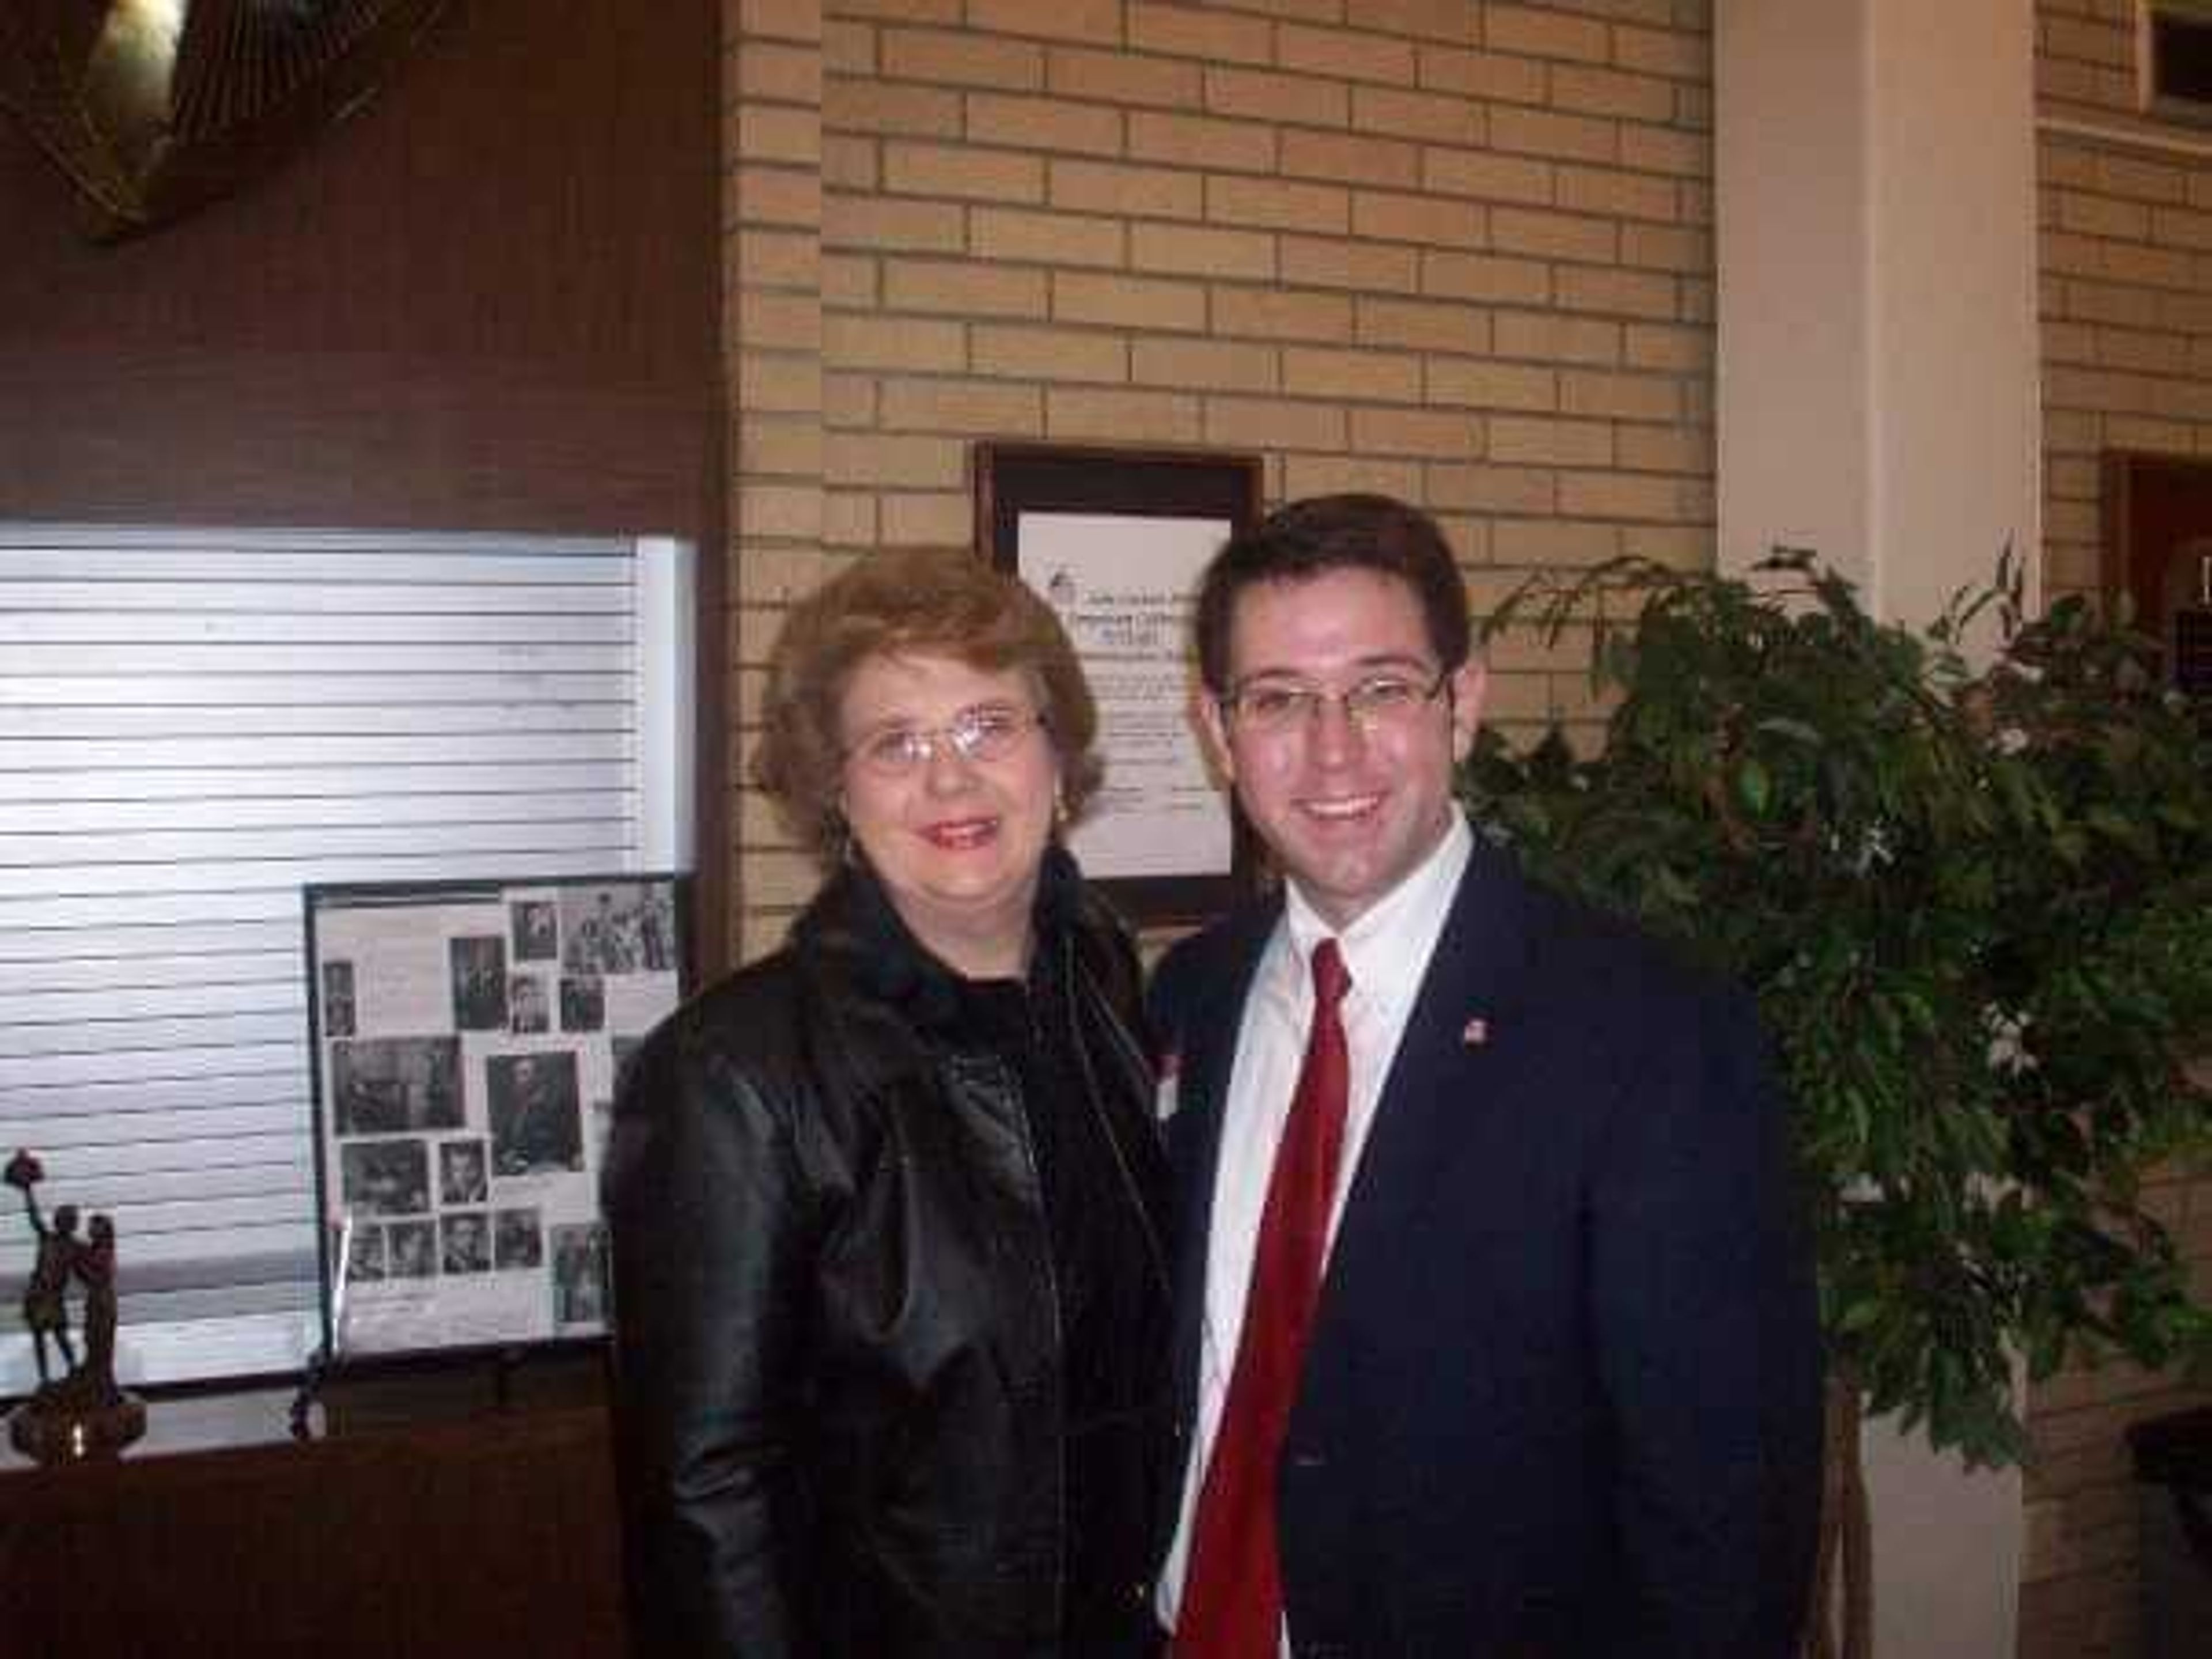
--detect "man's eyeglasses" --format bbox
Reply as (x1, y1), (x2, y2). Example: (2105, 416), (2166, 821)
(844, 703), (1046, 778)
(1218, 668), (1452, 734)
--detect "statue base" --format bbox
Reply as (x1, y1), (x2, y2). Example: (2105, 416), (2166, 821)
(7, 1380), (147, 1463)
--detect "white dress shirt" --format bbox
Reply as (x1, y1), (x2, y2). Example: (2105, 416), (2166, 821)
(1157, 814), (1474, 1646)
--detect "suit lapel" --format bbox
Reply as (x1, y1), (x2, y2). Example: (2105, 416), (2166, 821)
(1318, 838), (1537, 1324)
(1162, 837), (1547, 1450)
(1160, 902), (1278, 1431)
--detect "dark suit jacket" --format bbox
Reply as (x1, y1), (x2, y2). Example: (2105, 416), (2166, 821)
(1152, 831), (1823, 1659)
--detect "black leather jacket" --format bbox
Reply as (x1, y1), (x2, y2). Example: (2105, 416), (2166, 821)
(603, 853), (1172, 1657)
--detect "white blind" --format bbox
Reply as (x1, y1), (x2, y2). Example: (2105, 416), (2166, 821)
(0, 526), (695, 1391)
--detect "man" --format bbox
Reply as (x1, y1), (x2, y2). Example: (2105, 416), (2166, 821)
(492, 1052), (583, 1175)
(1153, 495), (1822, 1657)
(441, 1210), (491, 1274)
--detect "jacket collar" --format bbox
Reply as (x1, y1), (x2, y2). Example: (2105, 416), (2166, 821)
(791, 843), (1086, 1036)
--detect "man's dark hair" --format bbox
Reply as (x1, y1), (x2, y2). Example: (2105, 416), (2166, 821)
(1194, 493), (1472, 693)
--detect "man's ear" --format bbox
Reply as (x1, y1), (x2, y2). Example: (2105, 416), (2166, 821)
(1195, 687), (1237, 788)
(1448, 659), (1487, 763)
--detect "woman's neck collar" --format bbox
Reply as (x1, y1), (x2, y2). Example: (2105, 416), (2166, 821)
(895, 905), (1035, 982)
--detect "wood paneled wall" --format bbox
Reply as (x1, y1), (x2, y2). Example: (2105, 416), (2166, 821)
(0, 0), (729, 968)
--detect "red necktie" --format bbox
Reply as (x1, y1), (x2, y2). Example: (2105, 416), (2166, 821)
(1176, 939), (1353, 1659)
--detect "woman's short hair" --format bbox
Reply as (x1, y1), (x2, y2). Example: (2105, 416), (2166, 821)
(752, 548), (1102, 862)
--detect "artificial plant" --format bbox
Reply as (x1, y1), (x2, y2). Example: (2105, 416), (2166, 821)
(1461, 554), (2212, 1647)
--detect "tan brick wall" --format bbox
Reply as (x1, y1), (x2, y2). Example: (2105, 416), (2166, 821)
(2030, 6), (2212, 1656)
(725, 0), (1716, 954)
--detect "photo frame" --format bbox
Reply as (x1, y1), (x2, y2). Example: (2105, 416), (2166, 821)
(2102, 449), (2212, 702)
(302, 874), (687, 1364)
(975, 441), (1263, 925)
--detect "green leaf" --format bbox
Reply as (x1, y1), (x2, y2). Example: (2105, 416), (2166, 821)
(1736, 757), (1773, 817)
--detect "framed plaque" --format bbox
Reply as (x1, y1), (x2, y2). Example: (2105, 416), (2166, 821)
(975, 441), (1263, 925)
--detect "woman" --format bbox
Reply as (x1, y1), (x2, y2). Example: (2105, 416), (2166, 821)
(604, 548), (1172, 1658)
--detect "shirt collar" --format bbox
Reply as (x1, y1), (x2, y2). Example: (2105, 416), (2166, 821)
(1283, 812), (1472, 1013)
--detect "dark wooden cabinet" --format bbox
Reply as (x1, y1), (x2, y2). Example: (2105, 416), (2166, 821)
(0, 1387), (627, 1659)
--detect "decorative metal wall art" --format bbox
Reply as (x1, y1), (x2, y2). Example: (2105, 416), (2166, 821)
(0, 0), (451, 240)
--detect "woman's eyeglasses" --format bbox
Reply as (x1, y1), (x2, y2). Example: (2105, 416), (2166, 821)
(844, 703), (1046, 778)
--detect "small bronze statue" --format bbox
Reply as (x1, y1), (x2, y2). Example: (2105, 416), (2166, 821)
(6, 1149), (146, 1460)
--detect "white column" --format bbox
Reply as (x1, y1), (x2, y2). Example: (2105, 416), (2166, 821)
(1717, 0), (2042, 644)
(1715, 3), (2040, 1656)
(1715, 0), (1874, 590)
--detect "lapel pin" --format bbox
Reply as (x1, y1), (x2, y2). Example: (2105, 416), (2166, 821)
(1155, 1051), (1182, 1122)
(1461, 1017), (1489, 1047)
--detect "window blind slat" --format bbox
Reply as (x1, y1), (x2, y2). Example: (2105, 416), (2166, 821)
(6, 1099), (305, 1142)
(0, 922), (301, 961)
(9, 792), (641, 834)
(0, 950), (300, 993)
(5, 611), (636, 645)
(0, 841), (643, 900)
(5, 643), (635, 675)
(0, 1189), (312, 1246)
(0, 1041), (302, 1090)
(0, 1287), (314, 1336)
(3, 816), (638, 867)
(0, 1012), (311, 1061)
(0, 755), (637, 795)
(0, 1225), (314, 1278)
(35, 1134), (308, 1177)
(0, 890), (319, 930)
(6, 979), (300, 1023)
(1, 580), (633, 615)
(1, 704), (635, 737)
(1, 671), (633, 704)
(0, 547), (635, 582)
(0, 1286), (318, 1339)
(0, 1160), (308, 1219)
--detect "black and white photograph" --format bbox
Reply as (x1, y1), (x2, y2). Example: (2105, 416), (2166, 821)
(441, 1211), (492, 1274)
(321, 959), (357, 1037)
(560, 883), (676, 975)
(449, 934), (508, 1031)
(388, 1220), (437, 1279)
(331, 1036), (463, 1135)
(639, 884), (677, 972)
(339, 1139), (431, 1218)
(494, 1207), (544, 1270)
(509, 972), (549, 1033)
(559, 974), (605, 1033)
(438, 1138), (488, 1206)
(487, 1051), (584, 1176)
(510, 897), (558, 963)
(344, 1223), (386, 1283)
(551, 1223), (609, 1327)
